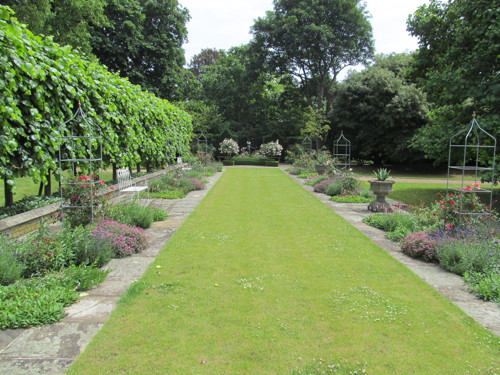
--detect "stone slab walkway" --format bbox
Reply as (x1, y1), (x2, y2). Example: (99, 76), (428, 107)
(0, 166), (498, 375)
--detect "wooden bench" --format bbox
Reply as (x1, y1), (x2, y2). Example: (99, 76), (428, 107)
(117, 168), (148, 197)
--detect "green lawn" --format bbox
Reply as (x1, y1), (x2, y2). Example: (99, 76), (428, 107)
(67, 168), (498, 374)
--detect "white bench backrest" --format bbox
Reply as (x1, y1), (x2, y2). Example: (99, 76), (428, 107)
(117, 168), (133, 191)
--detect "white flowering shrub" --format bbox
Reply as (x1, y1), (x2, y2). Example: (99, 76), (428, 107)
(219, 138), (239, 156)
(259, 140), (283, 157)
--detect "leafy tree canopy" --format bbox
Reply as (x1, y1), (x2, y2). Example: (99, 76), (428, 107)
(91, 0), (190, 100)
(332, 53), (430, 164)
(251, 0), (374, 111)
(3, 0), (108, 55)
(407, 0), (499, 163)
(188, 48), (223, 78)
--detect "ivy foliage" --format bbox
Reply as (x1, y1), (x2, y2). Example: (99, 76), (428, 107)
(0, 6), (192, 191)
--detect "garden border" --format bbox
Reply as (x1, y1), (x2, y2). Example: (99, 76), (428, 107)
(0, 169), (168, 238)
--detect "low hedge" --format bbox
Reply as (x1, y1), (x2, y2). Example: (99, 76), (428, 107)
(264, 161), (279, 167)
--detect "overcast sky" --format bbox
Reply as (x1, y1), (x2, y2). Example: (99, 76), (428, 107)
(179, 0), (430, 77)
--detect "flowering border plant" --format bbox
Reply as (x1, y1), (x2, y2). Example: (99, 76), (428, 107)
(219, 138), (239, 156)
(62, 174), (114, 227)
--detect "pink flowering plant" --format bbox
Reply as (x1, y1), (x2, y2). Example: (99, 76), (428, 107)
(431, 185), (492, 228)
(400, 231), (438, 261)
(92, 218), (147, 257)
(62, 174), (112, 227)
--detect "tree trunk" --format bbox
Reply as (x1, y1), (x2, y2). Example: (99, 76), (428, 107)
(44, 171), (52, 196)
(38, 182), (44, 196)
(137, 163), (141, 173)
(4, 178), (14, 207)
(112, 163), (117, 182)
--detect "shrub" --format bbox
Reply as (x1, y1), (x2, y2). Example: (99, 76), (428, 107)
(151, 207), (169, 221)
(57, 226), (114, 267)
(222, 160), (235, 166)
(92, 219), (147, 257)
(325, 182), (343, 196)
(259, 140), (283, 158)
(362, 213), (418, 241)
(177, 178), (195, 193)
(186, 178), (205, 190)
(400, 232), (438, 261)
(433, 227), (500, 275)
(314, 178), (335, 194)
(464, 268), (500, 303)
(339, 177), (360, 195)
(62, 175), (111, 227)
(17, 226), (74, 277)
(219, 138), (239, 156)
(0, 266), (109, 329)
(106, 202), (155, 229)
(183, 169), (204, 179)
(148, 178), (169, 193)
(0, 250), (24, 285)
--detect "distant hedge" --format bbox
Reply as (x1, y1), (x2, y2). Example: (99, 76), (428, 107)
(0, 6), (192, 191)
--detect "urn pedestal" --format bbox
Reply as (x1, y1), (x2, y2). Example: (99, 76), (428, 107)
(368, 180), (395, 212)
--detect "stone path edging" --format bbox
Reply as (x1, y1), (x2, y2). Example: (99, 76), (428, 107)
(0, 169), (225, 375)
(282, 166), (500, 337)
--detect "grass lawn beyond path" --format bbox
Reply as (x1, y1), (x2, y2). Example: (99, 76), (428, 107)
(67, 168), (499, 375)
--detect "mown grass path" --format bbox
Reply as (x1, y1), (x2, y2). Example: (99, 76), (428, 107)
(67, 168), (498, 375)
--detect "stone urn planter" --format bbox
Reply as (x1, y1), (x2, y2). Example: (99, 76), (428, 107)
(368, 180), (395, 212)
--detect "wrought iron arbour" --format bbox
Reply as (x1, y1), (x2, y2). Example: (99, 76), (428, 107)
(333, 131), (351, 170)
(447, 115), (496, 221)
(58, 104), (103, 227)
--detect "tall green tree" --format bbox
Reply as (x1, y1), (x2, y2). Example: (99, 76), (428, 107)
(251, 0), (374, 112)
(188, 48), (222, 78)
(2, 0), (108, 55)
(332, 54), (430, 164)
(194, 46), (305, 147)
(407, 0), (499, 164)
(90, 0), (189, 100)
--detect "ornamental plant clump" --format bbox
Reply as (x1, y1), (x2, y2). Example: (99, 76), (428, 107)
(92, 219), (147, 257)
(219, 138), (239, 156)
(62, 174), (113, 227)
(373, 168), (391, 181)
(400, 231), (438, 261)
(259, 140), (283, 157)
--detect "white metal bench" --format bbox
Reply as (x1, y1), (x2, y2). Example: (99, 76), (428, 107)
(117, 168), (148, 197)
